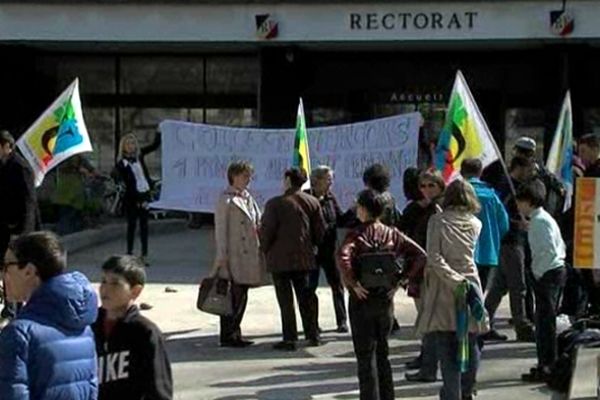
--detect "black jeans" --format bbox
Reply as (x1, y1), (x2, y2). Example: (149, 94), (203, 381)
(125, 202), (148, 256)
(272, 271), (319, 342)
(219, 283), (249, 343)
(349, 295), (394, 400)
(477, 265), (496, 293)
(309, 255), (347, 328)
(533, 267), (567, 368)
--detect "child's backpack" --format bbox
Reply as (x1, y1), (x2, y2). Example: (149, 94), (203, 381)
(354, 243), (403, 293)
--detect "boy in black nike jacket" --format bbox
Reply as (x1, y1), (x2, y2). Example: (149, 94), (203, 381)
(92, 255), (173, 400)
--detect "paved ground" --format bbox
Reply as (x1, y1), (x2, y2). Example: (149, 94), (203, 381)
(70, 227), (562, 400)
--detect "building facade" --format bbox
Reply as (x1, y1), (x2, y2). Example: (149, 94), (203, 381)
(1, 0), (599, 177)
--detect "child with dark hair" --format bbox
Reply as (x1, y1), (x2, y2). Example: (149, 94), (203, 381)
(92, 255), (173, 400)
(338, 189), (426, 400)
(515, 181), (566, 383)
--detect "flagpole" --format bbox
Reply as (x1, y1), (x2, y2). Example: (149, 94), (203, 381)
(456, 71), (516, 196)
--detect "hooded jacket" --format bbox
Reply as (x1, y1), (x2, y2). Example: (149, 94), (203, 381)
(0, 272), (99, 400)
(92, 306), (173, 400)
(468, 178), (509, 266)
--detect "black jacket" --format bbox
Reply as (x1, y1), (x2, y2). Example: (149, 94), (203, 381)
(113, 138), (161, 207)
(305, 189), (343, 263)
(0, 152), (37, 232)
(92, 306), (173, 400)
(400, 200), (440, 249)
(585, 159), (600, 178)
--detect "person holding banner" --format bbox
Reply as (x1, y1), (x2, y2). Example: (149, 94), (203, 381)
(0, 130), (38, 322)
(113, 132), (159, 266)
(260, 167), (325, 351)
(213, 161), (267, 347)
(483, 156), (536, 342)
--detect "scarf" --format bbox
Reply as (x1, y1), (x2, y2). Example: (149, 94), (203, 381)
(123, 158), (150, 193)
(455, 281), (485, 372)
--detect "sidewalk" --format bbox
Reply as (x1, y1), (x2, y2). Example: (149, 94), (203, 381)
(69, 228), (560, 400)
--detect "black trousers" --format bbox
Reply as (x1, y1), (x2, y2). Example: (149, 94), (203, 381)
(272, 271), (319, 342)
(219, 283), (249, 343)
(476, 265), (496, 293)
(349, 295), (394, 400)
(533, 267), (567, 368)
(309, 255), (347, 328)
(125, 202), (148, 256)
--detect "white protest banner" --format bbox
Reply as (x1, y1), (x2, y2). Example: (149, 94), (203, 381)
(152, 112), (420, 212)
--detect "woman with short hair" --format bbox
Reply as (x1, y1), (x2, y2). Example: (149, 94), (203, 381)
(214, 161), (267, 347)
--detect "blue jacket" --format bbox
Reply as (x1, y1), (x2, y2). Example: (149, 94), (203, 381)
(469, 178), (510, 267)
(0, 272), (99, 400)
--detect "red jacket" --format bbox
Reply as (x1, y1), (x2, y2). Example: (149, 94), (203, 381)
(338, 221), (427, 297)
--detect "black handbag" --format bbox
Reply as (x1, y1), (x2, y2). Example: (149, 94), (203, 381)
(196, 276), (233, 316)
(354, 247), (403, 291)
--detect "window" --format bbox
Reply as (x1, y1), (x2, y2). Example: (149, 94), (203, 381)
(505, 108), (546, 160)
(206, 57), (259, 94)
(205, 109), (257, 127)
(84, 108), (115, 173)
(120, 57), (204, 94)
(41, 56), (116, 94)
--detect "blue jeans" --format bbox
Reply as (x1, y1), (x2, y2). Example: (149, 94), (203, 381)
(432, 332), (480, 400)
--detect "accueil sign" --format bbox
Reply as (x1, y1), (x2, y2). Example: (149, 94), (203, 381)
(349, 11), (478, 31)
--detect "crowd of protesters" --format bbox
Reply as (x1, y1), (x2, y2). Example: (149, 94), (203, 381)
(1, 127), (600, 400)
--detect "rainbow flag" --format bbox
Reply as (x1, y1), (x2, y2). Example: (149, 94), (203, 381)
(17, 78), (92, 187)
(546, 91), (573, 212)
(292, 98), (311, 188)
(435, 71), (502, 182)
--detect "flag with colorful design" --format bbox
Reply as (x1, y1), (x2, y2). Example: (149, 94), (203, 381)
(292, 98), (311, 189)
(17, 78), (92, 187)
(435, 70), (502, 182)
(546, 90), (574, 212)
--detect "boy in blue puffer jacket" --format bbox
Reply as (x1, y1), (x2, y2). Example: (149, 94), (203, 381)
(0, 231), (98, 400)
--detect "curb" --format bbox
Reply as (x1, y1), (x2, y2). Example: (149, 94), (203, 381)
(62, 218), (188, 254)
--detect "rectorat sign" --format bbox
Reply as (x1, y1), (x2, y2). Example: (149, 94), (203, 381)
(349, 11), (478, 31)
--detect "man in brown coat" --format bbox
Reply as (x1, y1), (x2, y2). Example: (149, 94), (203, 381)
(260, 167), (326, 351)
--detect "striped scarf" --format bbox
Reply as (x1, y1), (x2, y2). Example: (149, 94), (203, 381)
(455, 281), (485, 372)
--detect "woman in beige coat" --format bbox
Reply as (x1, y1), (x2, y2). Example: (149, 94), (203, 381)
(416, 179), (489, 400)
(214, 161), (267, 347)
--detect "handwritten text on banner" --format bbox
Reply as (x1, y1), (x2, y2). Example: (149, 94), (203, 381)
(152, 112), (421, 212)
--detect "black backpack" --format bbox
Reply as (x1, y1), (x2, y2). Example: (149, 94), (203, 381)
(354, 243), (403, 292)
(547, 319), (600, 393)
